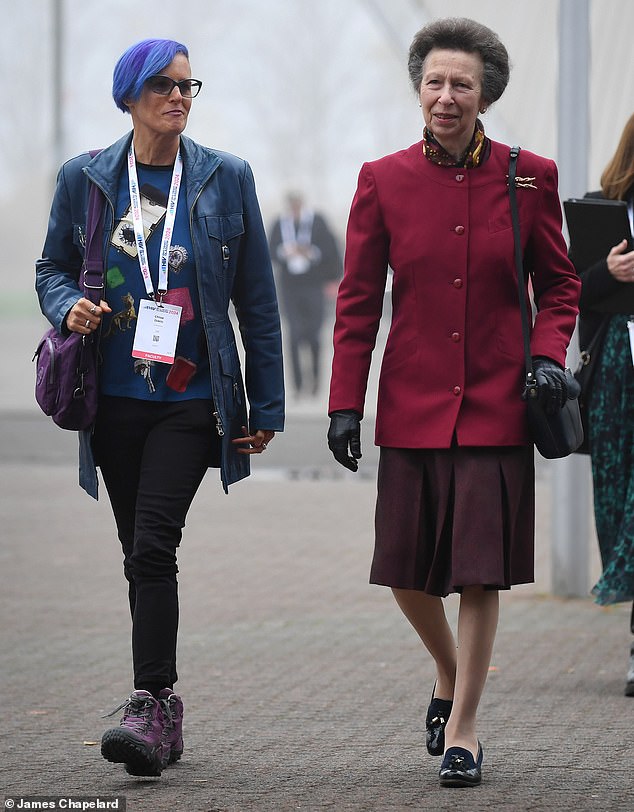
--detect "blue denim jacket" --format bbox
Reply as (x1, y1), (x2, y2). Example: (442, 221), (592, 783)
(36, 132), (285, 498)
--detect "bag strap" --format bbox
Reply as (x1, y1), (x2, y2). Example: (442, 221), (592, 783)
(508, 145), (537, 396)
(579, 315), (610, 367)
(80, 149), (105, 306)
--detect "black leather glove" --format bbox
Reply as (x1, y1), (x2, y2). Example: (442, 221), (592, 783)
(327, 410), (362, 472)
(527, 357), (568, 416)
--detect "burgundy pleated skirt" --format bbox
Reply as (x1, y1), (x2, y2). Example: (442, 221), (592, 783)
(371, 445), (535, 597)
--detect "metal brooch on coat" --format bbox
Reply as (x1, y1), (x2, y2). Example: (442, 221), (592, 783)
(506, 174), (538, 189)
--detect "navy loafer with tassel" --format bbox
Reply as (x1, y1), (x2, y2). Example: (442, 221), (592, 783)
(425, 684), (453, 756)
(439, 743), (483, 787)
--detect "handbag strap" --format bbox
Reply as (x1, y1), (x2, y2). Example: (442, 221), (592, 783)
(579, 315), (610, 367)
(80, 150), (105, 306)
(508, 145), (537, 396)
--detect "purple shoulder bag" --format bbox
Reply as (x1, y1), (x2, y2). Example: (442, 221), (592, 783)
(34, 170), (105, 431)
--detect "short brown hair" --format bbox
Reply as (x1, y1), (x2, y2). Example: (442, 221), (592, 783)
(408, 17), (510, 104)
(601, 113), (634, 200)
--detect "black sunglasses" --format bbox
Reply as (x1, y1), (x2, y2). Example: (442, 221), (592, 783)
(145, 75), (203, 98)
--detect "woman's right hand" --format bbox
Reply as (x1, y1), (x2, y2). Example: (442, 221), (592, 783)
(606, 238), (634, 282)
(65, 297), (112, 334)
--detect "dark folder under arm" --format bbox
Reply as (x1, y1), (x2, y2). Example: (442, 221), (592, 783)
(564, 198), (634, 313)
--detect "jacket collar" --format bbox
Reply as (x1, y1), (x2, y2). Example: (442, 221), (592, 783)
(83, 131), (223, 205)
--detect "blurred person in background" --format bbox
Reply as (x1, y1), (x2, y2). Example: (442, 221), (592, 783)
(269, 192), (342, 399)
(570, 112), (634, 696)
(327, 17), (580, 787)
(36, 38), (284, 777)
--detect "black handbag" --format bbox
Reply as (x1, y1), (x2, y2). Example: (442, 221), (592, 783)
(509, 146), (584, 459)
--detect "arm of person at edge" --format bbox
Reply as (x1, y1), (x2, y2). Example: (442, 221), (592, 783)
(230, 161), (285, 456)
(605, 238), (634, 281)
(327, 163), (389, 472)
(36, 158), (112, 335)
(575, 240), (634, 310)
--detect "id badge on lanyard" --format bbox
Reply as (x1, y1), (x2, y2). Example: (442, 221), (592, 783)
(132, 300), (182, 364)
(127, 144), (183, 364)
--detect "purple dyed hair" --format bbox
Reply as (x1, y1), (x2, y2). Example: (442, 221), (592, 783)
(112, 38), (189, 113)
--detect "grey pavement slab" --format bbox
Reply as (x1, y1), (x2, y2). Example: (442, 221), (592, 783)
(1, 463), (632, 811)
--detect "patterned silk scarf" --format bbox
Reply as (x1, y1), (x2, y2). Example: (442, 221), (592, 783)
(422, 119), (487, 168)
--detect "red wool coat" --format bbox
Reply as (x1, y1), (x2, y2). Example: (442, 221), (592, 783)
(328, 139), (581, 448)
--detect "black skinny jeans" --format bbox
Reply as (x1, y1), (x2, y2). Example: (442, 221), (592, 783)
(93, 396), (216, 690)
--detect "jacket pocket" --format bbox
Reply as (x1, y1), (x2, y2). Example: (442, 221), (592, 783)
(205, 214), (245, 274)
(218, 344), (244, 417)
(495, 307), (525, 362)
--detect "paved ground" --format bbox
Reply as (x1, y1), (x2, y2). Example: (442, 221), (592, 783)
(1, 313), (633, 811)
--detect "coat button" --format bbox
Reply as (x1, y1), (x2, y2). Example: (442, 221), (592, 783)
(455, 174), (464, 182)
(451, 332), (461, 342)
(453, 386), (462, 396)
(453, 278), (463, 288)
(454, 225), (465, 235)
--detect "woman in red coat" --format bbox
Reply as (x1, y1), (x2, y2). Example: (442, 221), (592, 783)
(328, 18), (580, 788)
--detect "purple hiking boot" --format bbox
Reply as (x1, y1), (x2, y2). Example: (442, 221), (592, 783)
(158, 689), (184, 766)
(101, 690), (167, 776)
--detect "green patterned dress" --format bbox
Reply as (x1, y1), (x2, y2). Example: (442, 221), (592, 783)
(588, 314), (634, 605)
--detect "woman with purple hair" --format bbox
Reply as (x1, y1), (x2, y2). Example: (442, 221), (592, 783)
(36, 38), (284, 777)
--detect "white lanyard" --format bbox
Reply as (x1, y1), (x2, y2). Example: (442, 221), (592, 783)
(127, 143), (183, 300)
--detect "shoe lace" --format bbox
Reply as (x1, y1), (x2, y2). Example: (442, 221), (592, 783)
(101, 694), (155, 733)
(160, 695), (176, 732)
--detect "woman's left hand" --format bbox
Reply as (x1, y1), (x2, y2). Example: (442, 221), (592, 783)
(528, 357), (568, 415)
(232, 426), (276, 455)
(606, 239), (634, 282)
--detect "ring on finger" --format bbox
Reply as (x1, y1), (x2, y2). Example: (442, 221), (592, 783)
(85, 319), (91, 328)
(89, 305), (97, 315)
(261, 442), (267, 450)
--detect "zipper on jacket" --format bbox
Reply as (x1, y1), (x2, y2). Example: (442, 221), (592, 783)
(187, 169), (228, 448)
(222, 244), (230, 270)
(213, 409), (225, 437)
